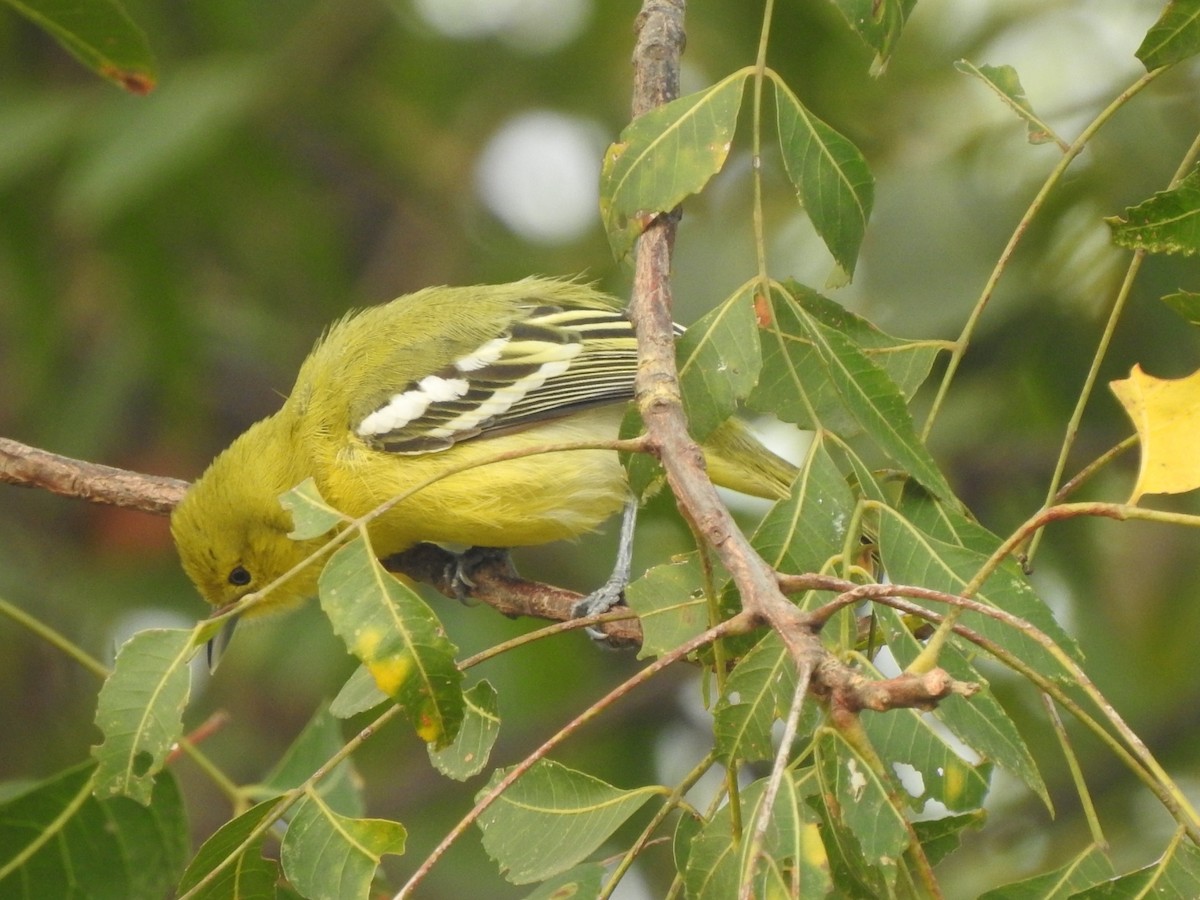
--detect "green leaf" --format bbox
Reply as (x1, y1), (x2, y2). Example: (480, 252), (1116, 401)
(177, 798), (285, 900)
(0, 763), (188, 898)
(714, 630), (819, 762)
(2, 0), (155, 93)
(282, 477), (349, 540)
(876, 507), (1081, 682)
(751, 433), (854, 575)
(684, 773), (829, 899)
(329, 664), (389, 719)
(750, 284), (942, 436)
(874, 604), (1050, 811)
(600, 69), (749, 258)
(1137, 0), (1200, 70)
(428, 680), (501, 781)
(1162, 289), (1200, 325)
(520, 863), (606, 899)
(1070, 838), (1200, 896)
(676, 284), (762, 440)
(783, 288), (957, 504)
(319, 533), (464, 748)
(825, 0), (916, 67)
(476, 760), (658, 884)
(1107, 166), (1200, 256)
(625, 554), (707, 658)
(913, 811), (986, 867)
(257, 707), (362, 816)
(814, 726), (908, 875)
(280, 790), (406, 900)
(978, 842), (1112, 899)
(91, 627), (195, 803)
(855, 655), (992, 813)
(771, 75), (874, 275)
(954, 61), (1061, 145)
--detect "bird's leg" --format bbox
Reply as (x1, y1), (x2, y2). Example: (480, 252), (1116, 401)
(450, 546), (518, 603)
(572, 499), (638, 636)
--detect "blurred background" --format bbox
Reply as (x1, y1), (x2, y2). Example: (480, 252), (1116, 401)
(2, 0), (1200, 895)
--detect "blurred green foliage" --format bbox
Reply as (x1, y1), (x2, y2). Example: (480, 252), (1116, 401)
(4, 0), (1200, 896)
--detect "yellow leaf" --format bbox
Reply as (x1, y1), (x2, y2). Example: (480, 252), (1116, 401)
(1110, 364), (1200, 503)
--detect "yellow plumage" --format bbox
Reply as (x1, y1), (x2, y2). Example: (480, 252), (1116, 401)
(171, 278), (795, 614)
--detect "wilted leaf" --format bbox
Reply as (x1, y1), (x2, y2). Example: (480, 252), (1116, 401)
(281, 790), (405, 900)
(0, 763), (187, 898)
(319, 533), (463, 748)
(954, 60), (1062, 146)
(600, 69), (749, 258)
(1111, 364), (1200, 502)
(91, 627), (195, 803)
(476, 760), (658, 884)
(1107, 167), (1200, 256)
(772, 75), (874, 274)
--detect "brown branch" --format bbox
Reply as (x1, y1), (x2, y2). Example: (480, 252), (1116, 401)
(0, 436), (188, 515)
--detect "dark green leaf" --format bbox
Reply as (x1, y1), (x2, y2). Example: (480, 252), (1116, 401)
(772, 76), (874, 274)
(91, 628), (195, 803)
(0, 763), (188, 898)
(600, 69), (749, 258)
(913, 811), (986, 867)
(1107, 166), (1200, 256)
(319, 533), (463, 748)
(1136, 0), (1200, 70)
(2, 0), (155, 93)
(177, 798), (285, 900)
(257, 707), (362, 816)
(1162, 289), (1200, 325)
(825, 0), (916, 66)
(476, 760), (658, 884)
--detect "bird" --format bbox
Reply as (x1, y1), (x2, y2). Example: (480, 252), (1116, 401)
(171, 277), (796, 625)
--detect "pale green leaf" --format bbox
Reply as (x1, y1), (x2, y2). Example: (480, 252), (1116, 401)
(814, 726), (908, 873)
(91, 627), (195, 803)
(1107, 166), (1200, 256)
(772, 76), (874, 274)
(329, 664), (389, 719)
(979, 842), (1113, 899)
(281, 477), (348, 540)
(954, 60), (1062, 145)
(177, 798), (284, 900)
(281, 792), (405, 900)
(676, 284), (762, 440)
(428, 680), (500, 781)
(2, 0), (155, 93)
(600, 69), (749, 258)
(319, 533), (464, 748)
(1070, 839), (1200, 896)
(0, 763), (188, 898)
(625, 554), (706, 659)
(1137, 0), (1200, 70)
(476, 760), (658, 884)
(739, 772), (832, 898)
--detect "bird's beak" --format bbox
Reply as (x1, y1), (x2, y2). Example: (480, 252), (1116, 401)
(206, 615), (239, 672)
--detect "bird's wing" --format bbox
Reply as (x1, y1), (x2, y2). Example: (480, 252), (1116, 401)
(354, 305), (638, 454)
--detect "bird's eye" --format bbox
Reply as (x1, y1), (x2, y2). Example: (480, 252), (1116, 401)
(228, 565), (252, 587)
